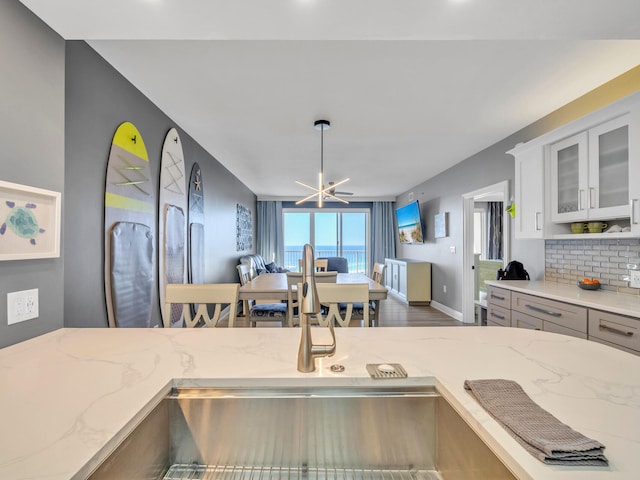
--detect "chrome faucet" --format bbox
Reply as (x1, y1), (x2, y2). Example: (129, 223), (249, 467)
(297, 244), (336, 372)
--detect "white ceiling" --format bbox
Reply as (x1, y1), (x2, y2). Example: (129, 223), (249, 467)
(19, 0), (640, 201)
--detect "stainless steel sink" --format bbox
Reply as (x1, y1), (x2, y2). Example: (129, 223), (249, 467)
(88, 384), (516, 480)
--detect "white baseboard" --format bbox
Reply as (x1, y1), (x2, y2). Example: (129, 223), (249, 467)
(430, 300), (464, 322)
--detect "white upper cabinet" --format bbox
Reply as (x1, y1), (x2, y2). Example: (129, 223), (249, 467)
(589, 116), (630, 217)
(549, 131), (588, 222)
(550, 115), (630, 222)
(508, 90), (640, 239)
(511, 144), (544, 239)
(630, 106), (640, 235)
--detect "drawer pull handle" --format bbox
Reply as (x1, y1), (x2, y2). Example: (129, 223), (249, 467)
(525, 304), (562, 317)
(491, 313), (505, 320)
(599, 323), (634, 337)
(491, 294), (505, 300)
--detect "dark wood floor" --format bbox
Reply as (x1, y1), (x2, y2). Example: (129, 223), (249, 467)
(374, 294), (466, 327)
(233, 293), (466, 328)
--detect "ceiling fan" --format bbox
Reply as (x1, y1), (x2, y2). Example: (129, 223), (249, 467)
(326, 181), (354, 199)
(295, 119), (351, 207)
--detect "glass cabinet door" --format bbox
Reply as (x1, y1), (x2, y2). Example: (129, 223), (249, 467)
(557, 143), (579, 212)
(550, 132), (588, 222)
(588, 115), (629, 218)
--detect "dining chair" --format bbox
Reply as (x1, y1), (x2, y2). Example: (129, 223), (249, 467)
(236, 264), (252, 317)
(314, 258), (329, 272)
(285, 271), (337, 326)
(164, 283), (239, 328)
(236, 264), (287, 327)
(286, 272), (306, 327)
(345, 263), (386, 326)
(297, 258), (330, 272)
(372, 262), (386, 284)
(317, 257), (349, 273)
(316, 283), (370, 328)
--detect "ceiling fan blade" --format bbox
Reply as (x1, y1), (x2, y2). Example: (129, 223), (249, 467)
(323, 191), (350, 204)
(327, 180), (353, 197)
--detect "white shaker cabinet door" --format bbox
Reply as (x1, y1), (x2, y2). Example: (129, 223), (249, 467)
(514, 145), (545, 239)
(549, 131), (588, 223)
(629, 106), (640, 235)
(587, 114), (630, 220)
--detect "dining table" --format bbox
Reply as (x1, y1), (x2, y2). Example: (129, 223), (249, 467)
(238, 272), (388, 324)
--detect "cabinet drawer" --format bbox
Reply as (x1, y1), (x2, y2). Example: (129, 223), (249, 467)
(511, 311), (543, 331)
(487, 286), (511, 309)
(589, 336), (640, 356)
(543, 321), (587, 339)
(487, 304), (510, 327)
(512, 292), (587, 333)
(588, 310), (640, 353)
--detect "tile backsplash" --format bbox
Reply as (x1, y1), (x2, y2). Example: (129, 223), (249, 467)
(545, 238), (640, 296)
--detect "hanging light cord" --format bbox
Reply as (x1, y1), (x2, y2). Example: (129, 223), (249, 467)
(320, 123), (324, 175)
(295, 119), (349, 206)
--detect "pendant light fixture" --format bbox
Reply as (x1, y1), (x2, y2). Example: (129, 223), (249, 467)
(295, 119), (350, 207)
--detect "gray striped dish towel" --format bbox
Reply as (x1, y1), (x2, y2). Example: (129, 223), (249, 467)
(464, 379), (608, 466)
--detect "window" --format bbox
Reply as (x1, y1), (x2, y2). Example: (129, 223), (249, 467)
(283, 209), (369, 273)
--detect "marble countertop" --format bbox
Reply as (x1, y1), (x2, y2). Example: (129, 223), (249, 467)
(1, 327), (639, 480)
(485, 280), (640, 318)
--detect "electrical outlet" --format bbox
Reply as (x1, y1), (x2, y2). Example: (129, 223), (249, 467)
(630, 271), (640, 289)
(7, 289), (39, 325)
(443, 285), (447, 293)
(449, 246), (456, 254)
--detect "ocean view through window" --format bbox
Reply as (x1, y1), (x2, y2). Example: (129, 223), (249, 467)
(283, 209), (369, 273)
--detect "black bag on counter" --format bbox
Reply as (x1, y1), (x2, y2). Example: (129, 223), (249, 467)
(497, 261), (530, 280)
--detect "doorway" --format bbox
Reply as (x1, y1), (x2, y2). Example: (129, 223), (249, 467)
(461, 181), (510, 324)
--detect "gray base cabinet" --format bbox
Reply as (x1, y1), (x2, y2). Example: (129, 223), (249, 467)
(511, 291), (587, 339)
(486, 285), (638, 355)
(588, 309), (640, 354)
(487, 286), (511, 326)
(511, 310), (542, 330)
(487, 286), (587, 338)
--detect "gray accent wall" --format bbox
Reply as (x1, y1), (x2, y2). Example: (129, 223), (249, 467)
(0, 0), (65, 348)
(65, 41), (256, 328)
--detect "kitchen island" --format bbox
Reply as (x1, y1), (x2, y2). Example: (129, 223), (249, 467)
(0, 326), (639, 480)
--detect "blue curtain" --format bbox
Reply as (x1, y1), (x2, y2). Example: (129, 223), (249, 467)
(371, 201), (396, 269)
(257, 201), (284, 266)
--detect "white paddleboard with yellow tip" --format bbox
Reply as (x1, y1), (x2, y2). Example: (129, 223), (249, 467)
(104, 122), (155, 328)
(159, 128), (187, 328)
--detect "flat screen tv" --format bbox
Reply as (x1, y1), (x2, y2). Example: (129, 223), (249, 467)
(396, 200), (424, 244)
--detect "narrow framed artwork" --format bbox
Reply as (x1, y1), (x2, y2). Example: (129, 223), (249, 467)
(434, 212), (449, 238)
(236, 203), (253, 251)
(0, 180), (61, 260)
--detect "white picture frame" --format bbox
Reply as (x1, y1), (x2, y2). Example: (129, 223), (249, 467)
(434, 212), (449, 238)
(0, 180), (61, 260)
